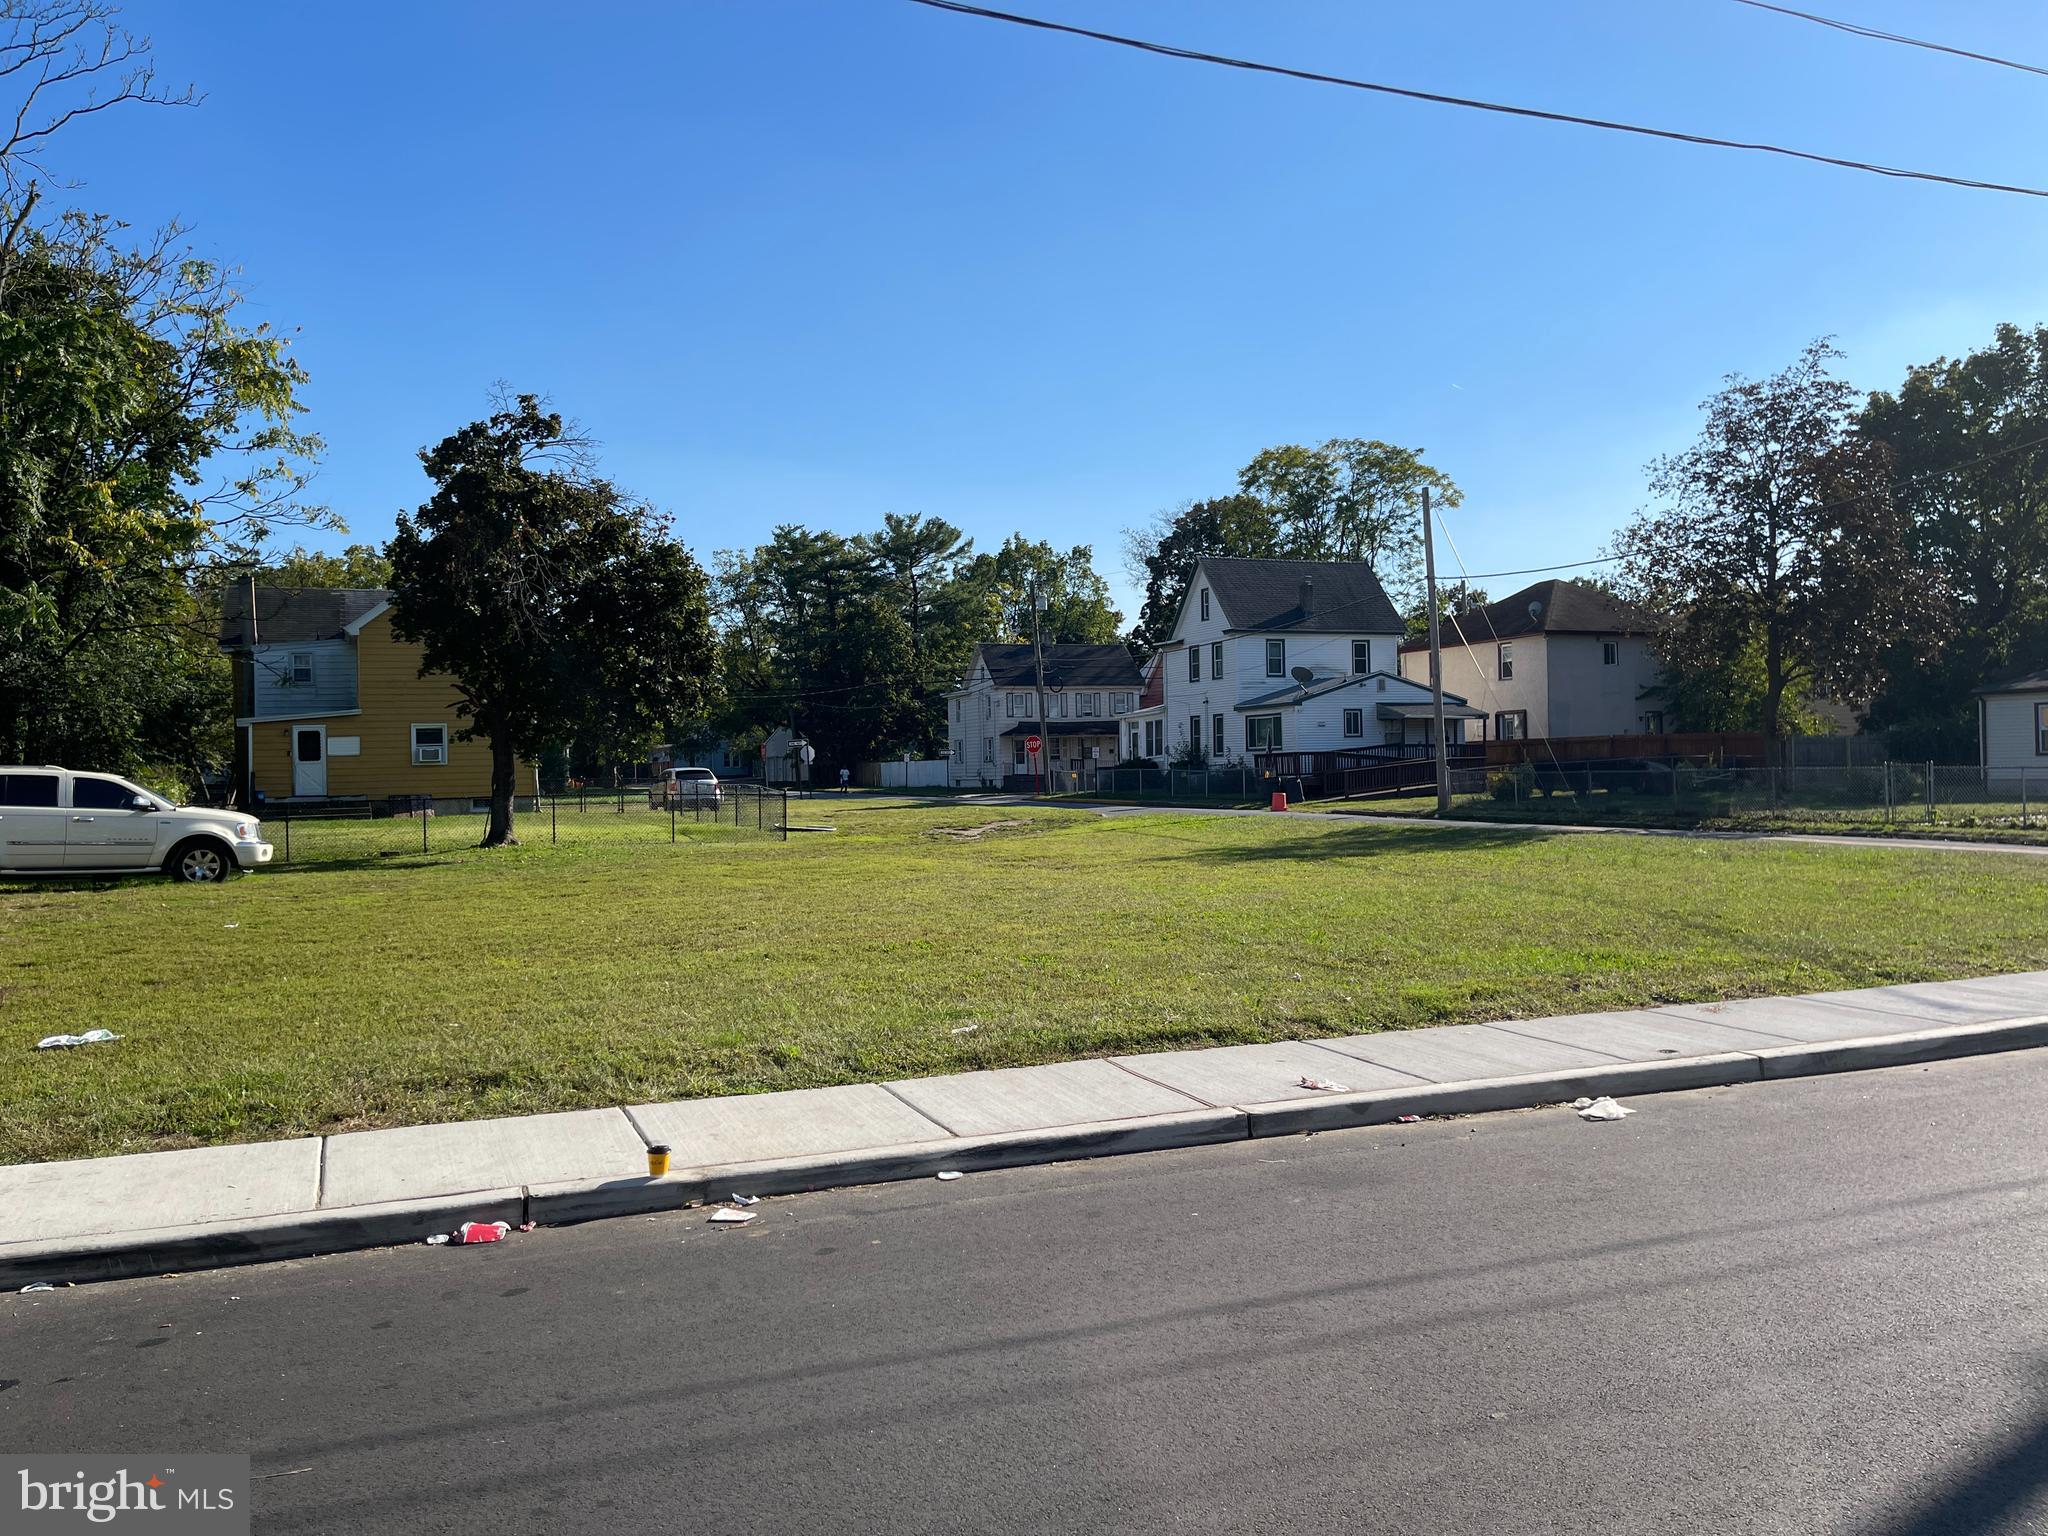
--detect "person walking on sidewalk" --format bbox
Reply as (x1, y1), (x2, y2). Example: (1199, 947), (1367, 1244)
(838, 766), (850, 794)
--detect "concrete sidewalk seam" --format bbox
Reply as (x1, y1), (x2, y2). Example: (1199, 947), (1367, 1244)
(875, 1078), (962, 1138)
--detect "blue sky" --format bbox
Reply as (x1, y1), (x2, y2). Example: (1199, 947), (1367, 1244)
(53, 0), (2048, 618)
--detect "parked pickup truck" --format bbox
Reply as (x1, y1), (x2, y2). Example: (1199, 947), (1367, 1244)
(0, 766), (272, 882)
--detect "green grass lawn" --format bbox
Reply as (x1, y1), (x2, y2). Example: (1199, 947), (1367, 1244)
(1318, 787), (2048, 844)
(6, 802), (2048, 1164)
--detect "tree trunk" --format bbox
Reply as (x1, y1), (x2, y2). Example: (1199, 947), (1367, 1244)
(482, 735), (519, 847)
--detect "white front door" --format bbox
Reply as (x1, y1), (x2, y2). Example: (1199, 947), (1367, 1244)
(291, 725), (328, 795)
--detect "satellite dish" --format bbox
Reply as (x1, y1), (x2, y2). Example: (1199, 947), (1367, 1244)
(1290, 665), (1316, 686)
(1527, 600), (1544, 623)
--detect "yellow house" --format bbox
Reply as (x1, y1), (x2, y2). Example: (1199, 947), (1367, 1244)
(220, 585), (534, 809)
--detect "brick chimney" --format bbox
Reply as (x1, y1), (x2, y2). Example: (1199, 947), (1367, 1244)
(1298, 576), (1315, 619)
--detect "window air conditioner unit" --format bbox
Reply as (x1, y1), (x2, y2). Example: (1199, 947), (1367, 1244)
(417, 744), (446, 764)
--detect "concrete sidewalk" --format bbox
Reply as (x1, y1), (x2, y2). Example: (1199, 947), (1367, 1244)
(6, 972), (2048, 1286)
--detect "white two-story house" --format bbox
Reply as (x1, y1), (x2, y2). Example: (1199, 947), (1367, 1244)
(1396, 579), (1665, 742)
(1146, 557), (1480, 764)
(946, 643), (1145, 789)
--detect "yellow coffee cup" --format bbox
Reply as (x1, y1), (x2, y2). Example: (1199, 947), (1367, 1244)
(647, 1144), (671, 1177)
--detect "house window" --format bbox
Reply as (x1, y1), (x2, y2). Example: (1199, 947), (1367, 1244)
(1189, 715), (1202, 754)
(1013, 738), (1027, 769)
(1246, 714), (1283, 751)
(953, 739), (963, 762)
(1642, 711), (1665, 735)
(1343, 708), (1364, 737)
(1212, 714), (1225, 756)
(1112, 692), (1133, 714)
(1189, 647), (1201, 683)
(1352, 640), (1371, 674)
(1055, 692), (1070, 718)
(1211, 642), (1224, 677)
(1498, 643), (1514, 681)
(288, 651), (313, 686)
(1602, 640), (1619, 666)
(1496, 710), (1528, 741)
(983, 739), (994, 763)
(1145, 719), (1164, 756)
(1199, 587), (1210, 622)
(1128, 726), (1139, 757)
(411, 724), (448, 765)
(1265, 638), (1285, 677)
(983, 695), (992, 719)
(1078, 692), (1100, 717)
(2037, 703), (2048, 756)
(1008, 692), (1027, 717)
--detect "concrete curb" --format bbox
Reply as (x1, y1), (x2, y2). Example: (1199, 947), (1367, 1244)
(0, 1187), (525, 1290)
(1239, 1053), (1767, 1137)
(1746, 1014), (2048, 1080)
(8, 1024), (2047, 1289)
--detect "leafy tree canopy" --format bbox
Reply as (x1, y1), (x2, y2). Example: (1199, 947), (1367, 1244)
(387, 397), (716, 845)
(1616, 339), (1918, 740)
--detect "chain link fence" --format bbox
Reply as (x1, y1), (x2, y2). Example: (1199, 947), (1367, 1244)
(1466, 762), (2047, 833)
(1094, 765), (1263, 802)
(263, 784), (789, 866)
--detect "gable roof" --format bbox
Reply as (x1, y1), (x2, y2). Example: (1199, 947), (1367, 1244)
(972, 643), (1142, 690)
(1235, 670), (1472, 711)
(1397, 579), (1654, 652)
(218, 585), (391, 648)
(1198, 557), (1403, 636)
(1975, 664), (2048, 695)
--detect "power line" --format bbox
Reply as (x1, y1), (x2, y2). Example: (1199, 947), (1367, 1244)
(1458, 555), (1619, 581)
(1725, 0), (2048, 80)
(904, 0), (2048, 200)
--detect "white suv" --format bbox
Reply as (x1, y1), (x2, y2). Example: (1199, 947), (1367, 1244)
(0, 767), (273, 883)
(652, 766), (722, 806)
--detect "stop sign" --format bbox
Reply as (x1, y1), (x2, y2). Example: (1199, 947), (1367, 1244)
(1024, 735), (1042, 756)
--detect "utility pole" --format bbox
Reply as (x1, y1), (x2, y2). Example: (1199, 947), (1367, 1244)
(1422, 486), (1451, 815)
(1031, 582), (1049, 798)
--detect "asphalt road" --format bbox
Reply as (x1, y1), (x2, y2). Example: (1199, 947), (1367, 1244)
(6, 1053), (2047, 1536)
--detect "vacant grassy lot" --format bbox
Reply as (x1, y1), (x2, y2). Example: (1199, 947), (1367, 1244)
(1327, 788), (2048, 844)
(6, 801), (2048, 1163)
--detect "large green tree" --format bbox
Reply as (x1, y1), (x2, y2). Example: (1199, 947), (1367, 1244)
(860, 512), (985, 752)
(387, 397), (716, 845)
(1123, 439), (1461, 650)
(1122, 493), (1281, 649)
(965, 534), (1121, 644)
(0, 1), (321, 793)
(1616, 340), (1918, 740)
(1856, 322), (2048, 757)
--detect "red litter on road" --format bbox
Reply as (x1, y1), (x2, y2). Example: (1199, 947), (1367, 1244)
(456, 1221), (511, 1244)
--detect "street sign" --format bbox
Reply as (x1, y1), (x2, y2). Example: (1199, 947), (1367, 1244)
(797, 742), (816, 765)
(1024, 735), (1042, 756)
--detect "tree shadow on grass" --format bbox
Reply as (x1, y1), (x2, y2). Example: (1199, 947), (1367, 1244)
(1173, 822), (1564, 863)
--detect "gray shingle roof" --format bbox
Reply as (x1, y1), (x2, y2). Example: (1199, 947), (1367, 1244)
(1234, 672), (1471, 710)
(1399, 579), (1653, 652)
(1201, 558), (1403, 635)
(974, 643), (1142, 690)
(218, 585), (390, 648)
(1975, 665), (2048, 694)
